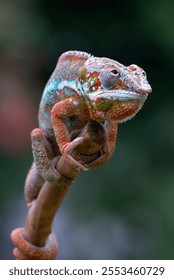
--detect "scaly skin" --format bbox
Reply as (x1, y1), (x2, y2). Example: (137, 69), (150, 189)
(24, 50), (152, 204)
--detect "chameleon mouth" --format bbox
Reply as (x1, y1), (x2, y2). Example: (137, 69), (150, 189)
(88, 89), (148, 122)
(89, 90), (148, 103)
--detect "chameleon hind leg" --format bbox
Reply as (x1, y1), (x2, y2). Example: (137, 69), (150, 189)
(24, 128), (61, 205)
(24, 162), (44, 206)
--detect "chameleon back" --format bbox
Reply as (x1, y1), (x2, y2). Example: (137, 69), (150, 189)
(38, 51), (91, 136)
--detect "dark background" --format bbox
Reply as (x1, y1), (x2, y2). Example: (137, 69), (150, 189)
(0, 0), (174, 259)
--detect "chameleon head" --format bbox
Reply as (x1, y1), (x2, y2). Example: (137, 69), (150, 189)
(79, 56), (152, 122)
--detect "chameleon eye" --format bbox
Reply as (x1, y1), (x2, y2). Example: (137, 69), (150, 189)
(100, 68), (120, 89)
(111, 69), (119, 75)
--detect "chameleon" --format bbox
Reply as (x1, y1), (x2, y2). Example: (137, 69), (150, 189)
(24, 50), (152, 204)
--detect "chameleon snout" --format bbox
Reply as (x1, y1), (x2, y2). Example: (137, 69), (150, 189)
(136, 84), (152, 95)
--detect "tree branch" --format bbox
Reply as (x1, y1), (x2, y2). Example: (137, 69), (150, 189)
(11, 121), (107, 259)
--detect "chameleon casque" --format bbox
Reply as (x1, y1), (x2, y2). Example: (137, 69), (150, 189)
(25, 50), (152, 204)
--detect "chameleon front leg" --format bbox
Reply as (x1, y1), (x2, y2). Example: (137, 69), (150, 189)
(51, 99), (118, 170)
(51, 98), (88, 172)
(88, 121), (118, 168)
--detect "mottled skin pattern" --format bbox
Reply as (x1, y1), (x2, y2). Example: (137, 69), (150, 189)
(25, 51), (152, 204)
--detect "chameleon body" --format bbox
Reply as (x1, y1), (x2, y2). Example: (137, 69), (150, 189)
(25, 50), (152, 204)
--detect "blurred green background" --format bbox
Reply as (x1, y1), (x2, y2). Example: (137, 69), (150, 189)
(0, 0), (174, 259)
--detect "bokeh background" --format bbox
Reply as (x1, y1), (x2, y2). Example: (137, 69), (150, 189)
(0, 0), (174, 259)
